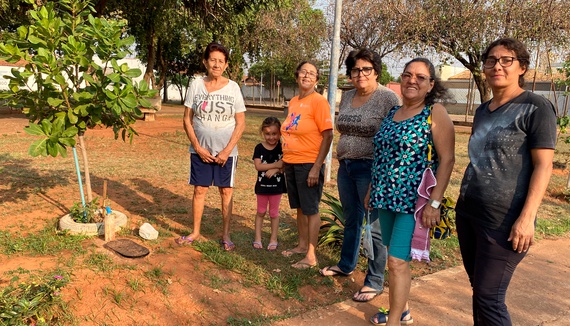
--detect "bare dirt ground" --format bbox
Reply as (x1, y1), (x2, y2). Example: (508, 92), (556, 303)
(2, 104), (566, 326)
(0, 105), (379, 326)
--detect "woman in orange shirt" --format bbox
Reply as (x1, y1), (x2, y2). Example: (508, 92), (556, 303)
(280, 61), (333, 269)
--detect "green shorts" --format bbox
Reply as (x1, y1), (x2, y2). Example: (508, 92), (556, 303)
(377, 208), (415, 261)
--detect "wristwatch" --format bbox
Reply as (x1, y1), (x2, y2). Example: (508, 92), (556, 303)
(428, 199), (441, 209)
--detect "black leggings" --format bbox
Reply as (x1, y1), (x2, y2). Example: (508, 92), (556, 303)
(456, 216), (527, 326)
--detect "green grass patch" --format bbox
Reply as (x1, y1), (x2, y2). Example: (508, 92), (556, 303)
(0, 227), (88, 256)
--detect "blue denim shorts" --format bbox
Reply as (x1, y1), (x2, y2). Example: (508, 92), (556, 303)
(188, 153), (237, 187)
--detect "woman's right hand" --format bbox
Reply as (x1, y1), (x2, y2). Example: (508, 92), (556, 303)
(195, 146), (216, 163)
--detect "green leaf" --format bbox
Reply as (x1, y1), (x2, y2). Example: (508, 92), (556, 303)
(55, 74), (67, 86)
(106, 73), (120, 83)
(82, 73), (96, 85)
(47, 98), (64, 107)
(24, 123), (46, 136)
(28, 35), (45, 45)
(40, 120), (52, 135)
(56, 143), (67, 157)
(124, 68), (142, 78)
(120, 94), (138, 109)
(138, 98), (152, 108)
(59, 137), (75, 147)
(104, 89), (118, 100)
(73, 92), (94, 101)
(46, 141), (59, 157)
(28, 139), (48, 157)
(61, 126), (78, 138)
(67, 110), (78, 124)
(110, 59), (121, 72)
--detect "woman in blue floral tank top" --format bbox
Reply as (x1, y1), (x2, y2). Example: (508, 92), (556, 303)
(366, 58), (455, 325)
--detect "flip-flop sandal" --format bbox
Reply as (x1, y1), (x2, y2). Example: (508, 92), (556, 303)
(220, 240), (236, 251)
(252, 241), (263, 249)
(291, 261), (317, 269)
(370, 309), (413, 325)
(266, 243), (278, 251)
(319, 266), (353, 277)
(175, 235), (194, 245)
(352, 289), (383, 302)
(281, 249), (307, 257)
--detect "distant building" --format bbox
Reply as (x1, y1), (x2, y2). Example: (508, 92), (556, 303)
(436, 65), (468, 81)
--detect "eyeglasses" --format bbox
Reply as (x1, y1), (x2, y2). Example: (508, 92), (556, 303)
(401, 72), (432, 83)
(298, 69), (317, 79)
(350, 67), (374, 78)
(483, 56), (518, 69)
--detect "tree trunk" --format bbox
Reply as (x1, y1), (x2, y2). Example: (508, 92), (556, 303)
(78, 134), (93, 202)
(143, 29), (157, 88)
(155, 40), (167, 91)
(472, 72), (491, 103)
(163, 80), (168, 103)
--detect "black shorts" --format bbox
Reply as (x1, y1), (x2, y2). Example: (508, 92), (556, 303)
(284, 163), (325, 216)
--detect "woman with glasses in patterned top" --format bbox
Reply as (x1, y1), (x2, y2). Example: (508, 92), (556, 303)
(366, 57), (455, 325)
(456, 38), (557, 325)
(319, 49), (400, 303)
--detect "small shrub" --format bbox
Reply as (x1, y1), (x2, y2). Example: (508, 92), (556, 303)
(69, 198), (100, 223)
(319, 192), (345, 247)
(0, 272), (69, 325)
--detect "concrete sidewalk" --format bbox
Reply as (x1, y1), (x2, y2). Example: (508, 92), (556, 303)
(274, 237), (570, 326)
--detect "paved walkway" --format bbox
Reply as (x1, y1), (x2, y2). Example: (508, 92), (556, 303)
(274, 237), (570, 326)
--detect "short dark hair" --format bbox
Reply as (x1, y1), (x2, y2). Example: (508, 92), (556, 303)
(403, 58), (451, 106)
(345, 48), (382, 80)
(203, 42), (229, 62)
(294, 61), (320, 80)
(482, 38), (530, 87)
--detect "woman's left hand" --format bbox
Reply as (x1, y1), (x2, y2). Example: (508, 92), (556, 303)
(307, 165), (320, 187)
(216, 150), (230, 167)
(508, 217), (535, 253)
(422, 206), (440, 228)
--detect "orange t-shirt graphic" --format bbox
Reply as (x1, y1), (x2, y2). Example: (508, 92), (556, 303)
(281, 92), (333, 164)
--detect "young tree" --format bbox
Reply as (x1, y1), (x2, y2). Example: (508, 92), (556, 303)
(0, 0), (156, 203)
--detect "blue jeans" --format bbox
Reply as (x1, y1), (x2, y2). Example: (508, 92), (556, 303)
(337, 159), (387, 291)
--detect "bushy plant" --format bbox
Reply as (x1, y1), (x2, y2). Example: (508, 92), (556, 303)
(0, 272), (69, 325)
(69, 198), (100, 223)
(318, 192), (345, 247)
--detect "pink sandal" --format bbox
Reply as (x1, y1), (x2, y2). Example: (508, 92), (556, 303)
(175, 235), (194, 245)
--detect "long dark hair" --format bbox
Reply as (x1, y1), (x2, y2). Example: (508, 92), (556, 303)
(482, 38), (530, 87)
(403, 58), (451, 106)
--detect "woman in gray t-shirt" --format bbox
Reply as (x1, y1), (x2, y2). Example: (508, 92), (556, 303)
(319, 49), (400, 303)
